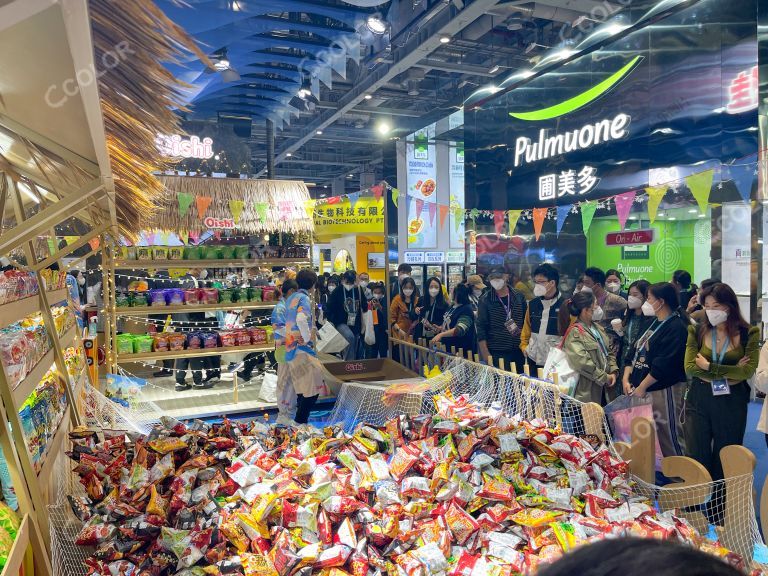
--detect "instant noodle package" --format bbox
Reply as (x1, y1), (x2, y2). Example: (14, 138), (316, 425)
(68, 394), (763, 576)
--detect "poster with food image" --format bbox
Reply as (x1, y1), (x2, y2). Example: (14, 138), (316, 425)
(407, 124), (437, 248)
(449, 142), (465, 249)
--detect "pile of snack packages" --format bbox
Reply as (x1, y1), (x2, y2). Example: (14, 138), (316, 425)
(0, 306), (74, 387)
(121, 245), (309, 262)
(116, 326), (274, 355)
(68, 393), (758, 576)
(0, 268), (67, 306)
(0, 502), (20, 569)
(117, 286), (278, 309)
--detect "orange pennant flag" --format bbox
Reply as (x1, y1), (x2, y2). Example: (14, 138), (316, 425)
(532, 207), (548, 241)
(196, 196), (213, 219)
(438, 204), (450, 229)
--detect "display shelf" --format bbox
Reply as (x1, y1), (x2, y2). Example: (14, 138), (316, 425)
(0, 287), (68, 329)
(116, 301), (276, 315)
(1, 515), (29, 576)
(115, 258), (310, 269)
(118, 343), (274, 362)
(12, 349), (55, 408)
(34, 407), (70, 481)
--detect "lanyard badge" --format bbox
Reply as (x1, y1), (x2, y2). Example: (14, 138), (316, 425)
(710, 330), (731, 396)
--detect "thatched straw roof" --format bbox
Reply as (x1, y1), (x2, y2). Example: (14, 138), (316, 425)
(89, 0), (210, 238)
(144, 176), (314, 235)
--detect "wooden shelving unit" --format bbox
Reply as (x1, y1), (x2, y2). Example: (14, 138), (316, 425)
(119, 343), (274, 363)
(0, 288), (67, 329)
(116, 301), (276, 315)
(115, 258), (310, 269)
(34, 407), (70, 480)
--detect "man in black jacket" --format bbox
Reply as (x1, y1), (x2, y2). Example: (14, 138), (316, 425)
(476, 267), (528, 372)
(326, 269), (368, 360)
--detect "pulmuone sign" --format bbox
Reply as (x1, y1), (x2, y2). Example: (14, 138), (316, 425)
(514, 113), (631, 167)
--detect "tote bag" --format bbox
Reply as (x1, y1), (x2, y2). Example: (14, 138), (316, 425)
(543, 324), (584, 396)
(605, 394), (664, 469)
(317, 321), (349, 353)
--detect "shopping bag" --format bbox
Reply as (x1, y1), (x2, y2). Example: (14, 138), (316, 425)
(317, 321), (349, 353)
(258, 370), (278, 403)
(604, 394), (664, 468)
(363, 310), (375, 346)
(543, 323), (583, 396)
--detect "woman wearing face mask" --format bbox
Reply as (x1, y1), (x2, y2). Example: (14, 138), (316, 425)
(366, 283), (389, 358)
(557, 291), (618, 405)
(66, 270), (87, 328)
(619, 280), (653, 378)
(325, 270), (368, 361)
(605, 269), (627, 299)
(390, 277), (419, 340)
(432, 283), (476, 354)
(466, 275), (487, 313)
(624, 282), (690, 458)
(684, 282), (759, 487)
(414, 276), (449, 344)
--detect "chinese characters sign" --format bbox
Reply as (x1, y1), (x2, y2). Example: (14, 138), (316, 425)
(538, 166), (600, 201)
(727, 65), (758, 114)
(407, 124), (438, 248)
(313, 197), (384, 241)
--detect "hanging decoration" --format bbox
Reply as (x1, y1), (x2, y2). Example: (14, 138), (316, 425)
(371, 184), (384, 202)
(686, 169), (714, 215)
(195, 195), (213, 219)
(347, 191), (360, 211)
(469, 208), (480, 223)
(645, 186), (667, 224)
(213, 230), (222, 241)
(556, 205), (571, 237)
(303, 200), (316, 220)
(727, 164), (756, 204)
(391, 187), (400, 207)
(428, 202), (438, 226)
(507, 210), (523, 236)
(177, 192), (194, 218)
(255, 202), (269, 223)
(278, 201), (292, 221)
(229, 200), (245, 224)
(439, 204), (450, 230)
(415, 198), (425, 221)
(188, 231), (199, 244)
(532, 207), (547, 240)
(178, 230), (189, 245)
(452, 206), (464, 233)
(493, 210), (505, 237)
(575, 201), (593, 235)
(614, 191), (636, 230)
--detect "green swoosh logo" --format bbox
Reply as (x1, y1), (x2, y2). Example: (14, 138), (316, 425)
(509, 55), (643, 121)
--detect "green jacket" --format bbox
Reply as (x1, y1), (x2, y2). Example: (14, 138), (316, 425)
(562, 321), (618, 404)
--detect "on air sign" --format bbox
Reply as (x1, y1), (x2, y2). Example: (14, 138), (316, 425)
(204, 216), (235, 229)
(606, 229), (654, 246)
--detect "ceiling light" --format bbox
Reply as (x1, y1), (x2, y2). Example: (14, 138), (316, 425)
(376, 120), (391, 135)
(286, 152), (292, 157)
(298, 88), (312, 99)
(214, 59), (230, 71)
(316, 130), (323, 135)
(688, 208), (698, 214)
(439, 35), (451, 44)
(366, 15), (388, 35)
(323, 185), (328, 189)
(667, 216), (677, 221)
(488, 64), (501, 74)
(524, 42), (548, 54)
(364, 94), (373, 100)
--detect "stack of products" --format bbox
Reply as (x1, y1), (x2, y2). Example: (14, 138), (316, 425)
(40, 267), (68, 291)
(116, 326), (274, 355)
(0, 306), (74, 387)
(121, 286), (279, 308)
(0, 270), (39, 305)
(18, 368), (68, 469)
(68, 395), (759, 576)
(121, 244), (310, 262)
(0, 502), (20, 569)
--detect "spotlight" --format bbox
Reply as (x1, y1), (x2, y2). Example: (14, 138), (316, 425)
(439, 35), (451, 44)
(366, 15), (388, 35)
(364, 94), (373, 100)
(316, 130), (323, 135)
(376, 121), (391, 135)
(488, 64), (500, 74)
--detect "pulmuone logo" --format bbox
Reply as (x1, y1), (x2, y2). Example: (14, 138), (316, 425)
(513, 113), (631, 167)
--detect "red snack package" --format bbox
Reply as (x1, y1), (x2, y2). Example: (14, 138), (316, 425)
(315, 545), (352, 568)
(349, 551), (368, 576)
(76, 521), (116, 545)
(249, 328), (267, 345)
(444, 501), (479, 545)
(201, 288), (219, 305)
(152, 334), (169, 352)
(235, 330), (252, 346)
(388, 446), (418, 482)
(457, 432), (482, 462)
(183, 289), (199, 305)
(219, 331), (237, 347)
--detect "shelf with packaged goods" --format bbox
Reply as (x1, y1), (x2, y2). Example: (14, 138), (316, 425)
(1, 515), (29, 576)
(0, 287), (68, 330)
(34, 406), (70, 480)
(115, 258), (311, 269)
(116, 301), (277, 315)
(11, 324), (78, 407)
(118, 343), (274, 362)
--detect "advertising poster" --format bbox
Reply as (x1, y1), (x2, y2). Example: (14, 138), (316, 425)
(406, 123), (437, 248)
(449, 143), (465, 249)
(313, 197), (384, 242)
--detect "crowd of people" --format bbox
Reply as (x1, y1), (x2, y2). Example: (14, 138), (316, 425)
(306, 261), (766, 494)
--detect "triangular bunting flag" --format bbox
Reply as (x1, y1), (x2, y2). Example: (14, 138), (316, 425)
(728, 164), (755, 203)
(178, 230), (189, 245)
(391, 188), (399, 207)
(686, 169), (714, 214)
(428, 202), (437, 226)
(278, 201), (292, 221)
(188, 231), (199, 244)
(614, 191), (636, 230)
(213, 231), (221, 241)
(178, 192), (194, 218)
(452, 206), (463, 233)
(469, 208), (480, 223)
(556, 205), (571, 237)
(580, 201), (597, 235)
(303, 199), (316, 220)
(196, 196), (213, 219)
(327, 196), (341, 205)
(532, 208), (547, 241)
(645, 186), (667, 224)
(507, 210), (522, 235)
(47, 238), (56, 255)
(415, 198), (425, 221)
(493, 210), (505, 236)
(348, 192), (360, 211)
(255, 202), (269, 223)
(408, 196), (416, 219)
(439, 204), (450, 229)
(229, 200), (245, 224)
(144, 232), (155, 245)
(371, 184), (384, 202)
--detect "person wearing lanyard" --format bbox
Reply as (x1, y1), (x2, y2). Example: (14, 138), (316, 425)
(390, 277), (419, 339)
(476, 267), (528, 372)
(684, 282), (759, 487)
(619, 280), (654, 378)
(625, 282), (690, 458)
(415, 276), (448, 344)
(432, 282), (476, 354)
(325, 269), (368, 360)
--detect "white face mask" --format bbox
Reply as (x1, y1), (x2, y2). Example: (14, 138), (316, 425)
(473, 288), (483, 298)
(606, 282), (620, 294)
(641, 300), (657, 317)
(592, 306), (604, 321)
(399, 274), (409, 282)
(77, 276), (86, 286)
(374, 293), (384, 300)
(533, 283), (548, 298)
(706, 309), (728, 327)
(581, 285), (593, 294)
(327, 285), (336, 293)
(343, 283), (354, 291)
(490, 279), (505, 291)
(402, 288), (414, 297)
(199, 269), (208, 280)
(359, 281), (369, 288)
(627, 295), (643, 310)
(429, 287), (440, 298)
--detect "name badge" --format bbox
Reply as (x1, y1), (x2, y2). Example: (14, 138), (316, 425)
(711, 379), (731, 396)
(505, 318), (521, 337)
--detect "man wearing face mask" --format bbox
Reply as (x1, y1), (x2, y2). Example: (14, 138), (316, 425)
(520, 264), (565, 374)
(476, 267), (528, 372)
(390, 264), (412, 299)
(580, 268), (627, 399)
(466, 275), (487, 314)
(358, 272), (371, 299)
(325, 269), (368, 360)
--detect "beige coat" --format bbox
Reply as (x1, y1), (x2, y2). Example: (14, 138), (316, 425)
(562, 321), (619, 405)
(754, 341), (768, 434)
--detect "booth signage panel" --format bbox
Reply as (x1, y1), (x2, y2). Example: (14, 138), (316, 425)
(425, 251), (445, 263)
(404, 252), (425, 264)
(313, 197), (384, 240)
(606, 229), (654, 246)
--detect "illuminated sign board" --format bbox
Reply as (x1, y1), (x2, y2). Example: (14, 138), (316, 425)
(156, 135), (215, 159)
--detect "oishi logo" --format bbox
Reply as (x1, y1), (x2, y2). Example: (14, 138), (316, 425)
(204, 216), (235, 230)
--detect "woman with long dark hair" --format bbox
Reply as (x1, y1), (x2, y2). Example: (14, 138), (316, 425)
(557, 291), (618, 405)
(625, 282), (690, 457)
(415, 276), (448, 343)
(390, 276), (419, 340)
(431, 282), (476, 354)
(620, 280), (653, 378)
(684, 282), (759, 483)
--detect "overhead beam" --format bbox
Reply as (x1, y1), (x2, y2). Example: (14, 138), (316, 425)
(414, 59), (497, 76)
(255, 0), (501, 176)
(32, 221), (110, 271)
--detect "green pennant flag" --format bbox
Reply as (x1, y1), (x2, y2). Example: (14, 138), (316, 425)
(452, 206), (464, 233)
(580, 201), (597, 235)
(507, 210), (523, 235)
(391, 187), (399, 207)
(469, 208), (480, 223)
(686, 169), (715, 215)
(255, 202), (269, 223)
(178, 192), (194, 217)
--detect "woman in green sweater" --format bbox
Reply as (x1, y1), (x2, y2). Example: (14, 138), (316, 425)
(684, 282), (760, 483)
